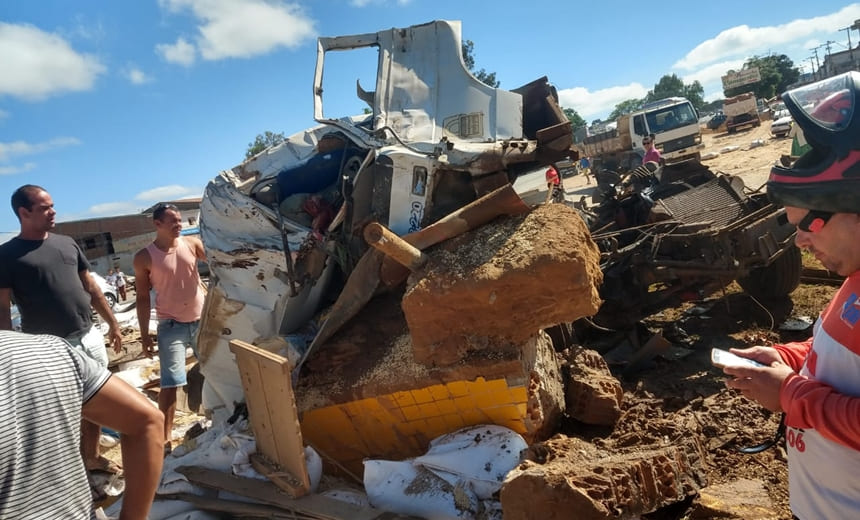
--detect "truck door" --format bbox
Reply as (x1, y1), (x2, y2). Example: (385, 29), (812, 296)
(633, 114), (647, 137)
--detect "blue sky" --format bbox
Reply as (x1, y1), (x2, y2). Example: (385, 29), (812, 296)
(1, 0), (858, 240)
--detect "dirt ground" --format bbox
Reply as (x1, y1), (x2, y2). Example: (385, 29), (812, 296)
(558, 120), (834, 519)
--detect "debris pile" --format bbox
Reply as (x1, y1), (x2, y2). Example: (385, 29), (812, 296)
(297, 204), (603, 474)
(402, 203), (603, 365)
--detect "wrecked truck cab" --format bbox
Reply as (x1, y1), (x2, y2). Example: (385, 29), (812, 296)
(196, 20), (571, 414)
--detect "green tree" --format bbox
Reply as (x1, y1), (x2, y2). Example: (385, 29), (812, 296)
(647, 74), (685, 102)
(461, 39), (500, 88)
(644, 74), (706, 111)
(608, 98), (644, 120)
(724, 55), (800, 99)
(246, 131), (286, 159)
(563, 107), (586, 130)
(682, 80), (705, 111)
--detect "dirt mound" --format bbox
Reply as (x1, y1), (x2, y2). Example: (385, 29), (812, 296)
(403, 203), (603, 365)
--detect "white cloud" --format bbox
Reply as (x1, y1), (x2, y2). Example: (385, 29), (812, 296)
(156, 37), (197, 66)
(557, 83), (649, 120)
(673, 4), (860, 70)
(125, 65), (152, 85)
(0, 162), (36, 176)
(0, 109), (8, 120)
(0, 137), (81, 162)
(156, 0), (316, 63)
(0, 22), (106, 101)
(85, 201), (143, 216)
(681, 59), (746, 88)
(135, 185), (203, 201)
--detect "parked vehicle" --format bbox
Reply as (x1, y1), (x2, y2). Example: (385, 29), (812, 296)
(579, 160), (800, 328)
(578, 97), (705, 173)
(770, 109), (792, 138)
(91, 271), (119, 309)
(723, 92), (761, 133)
(707, 111), (727, 130)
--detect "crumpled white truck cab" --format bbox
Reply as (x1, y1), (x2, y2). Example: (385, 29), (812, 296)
(196, 20), (571, 414)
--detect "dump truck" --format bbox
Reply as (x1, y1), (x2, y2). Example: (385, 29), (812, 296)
(723, 91), (761, 133)
(195, 19), (572, 418)
(578, 97), (705, 172)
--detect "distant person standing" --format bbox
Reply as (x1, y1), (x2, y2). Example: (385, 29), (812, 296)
(0, 184), (123, 474)
(134, 203), (207, 451)
(579, 156), (592, 184)
(642, 134), (662, 165)
(115, 267), (127, 301)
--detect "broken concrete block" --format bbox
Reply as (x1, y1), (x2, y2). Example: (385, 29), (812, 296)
(564, 348), (623, 426)
(296, 294), (565, 476)
(691, 478), (776, 519)
(500, 434), (707, 520)
(402, 204), (603, 366)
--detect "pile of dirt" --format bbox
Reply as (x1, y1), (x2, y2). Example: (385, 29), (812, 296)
(403, 203), (603, 365)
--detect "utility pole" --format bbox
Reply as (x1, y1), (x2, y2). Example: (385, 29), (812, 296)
(842, 26), (855, 66)
(808, 57), (817, 80)
(811, 47), (822, 78)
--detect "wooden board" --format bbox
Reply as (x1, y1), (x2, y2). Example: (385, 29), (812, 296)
(176, 466), (396, 520)
(229, 339), (310, 496)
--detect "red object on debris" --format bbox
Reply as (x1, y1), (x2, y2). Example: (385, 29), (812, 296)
(545, 166), (560, 186)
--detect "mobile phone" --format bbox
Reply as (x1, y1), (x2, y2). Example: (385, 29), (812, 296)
(711, 348), (766, 369)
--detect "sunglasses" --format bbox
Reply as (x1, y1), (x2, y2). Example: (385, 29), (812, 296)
(796, 209), (833, 233)
(643, 140), (652, 145)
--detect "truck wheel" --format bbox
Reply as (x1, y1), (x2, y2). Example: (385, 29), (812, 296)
(737, 245), (802, 299)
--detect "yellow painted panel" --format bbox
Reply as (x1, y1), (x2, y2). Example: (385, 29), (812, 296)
(453, 395), (475, 410)
(401, 405), (423, 421)
(417, 401), (441, 418)
(435, 398), (457, 415)
(443, 414), (466, 431)
(392, 391), (415, 408)
(425, 416), (448, 435)
(446, 381), (469, 397)
(299, 376), (538, 476)
(410, 388), (434, 404)
(472, 391), (495, 408)
(428, 384), (451, 401)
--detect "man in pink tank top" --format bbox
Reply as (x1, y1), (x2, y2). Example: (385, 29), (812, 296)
(134, 203), (207, 452)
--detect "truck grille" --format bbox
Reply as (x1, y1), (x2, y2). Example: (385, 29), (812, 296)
(662, 134), (696, 154)
(658, 176), (753, 227)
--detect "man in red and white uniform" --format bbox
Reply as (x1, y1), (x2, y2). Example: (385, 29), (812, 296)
(722, 71), (860, 519)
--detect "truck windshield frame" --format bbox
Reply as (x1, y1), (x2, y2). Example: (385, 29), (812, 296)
(645, 102), (697, 133)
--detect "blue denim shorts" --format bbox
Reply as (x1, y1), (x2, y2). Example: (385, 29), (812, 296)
(156, 319), (199, 388)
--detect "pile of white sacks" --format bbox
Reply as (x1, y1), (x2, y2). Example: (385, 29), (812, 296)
(103, 422), (527, 520)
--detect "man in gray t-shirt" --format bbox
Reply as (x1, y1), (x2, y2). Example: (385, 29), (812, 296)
(0, 331), (164, 519)
(0, 184), (124, 473)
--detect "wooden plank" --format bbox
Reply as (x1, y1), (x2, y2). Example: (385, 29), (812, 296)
(157, 492), (307, 518)
(229, 339), (310, 496)
(176, 466), (387, 520)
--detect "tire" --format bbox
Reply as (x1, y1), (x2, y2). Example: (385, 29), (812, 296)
(737, 245), (802, 299)
(105, 292), (117, 309)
